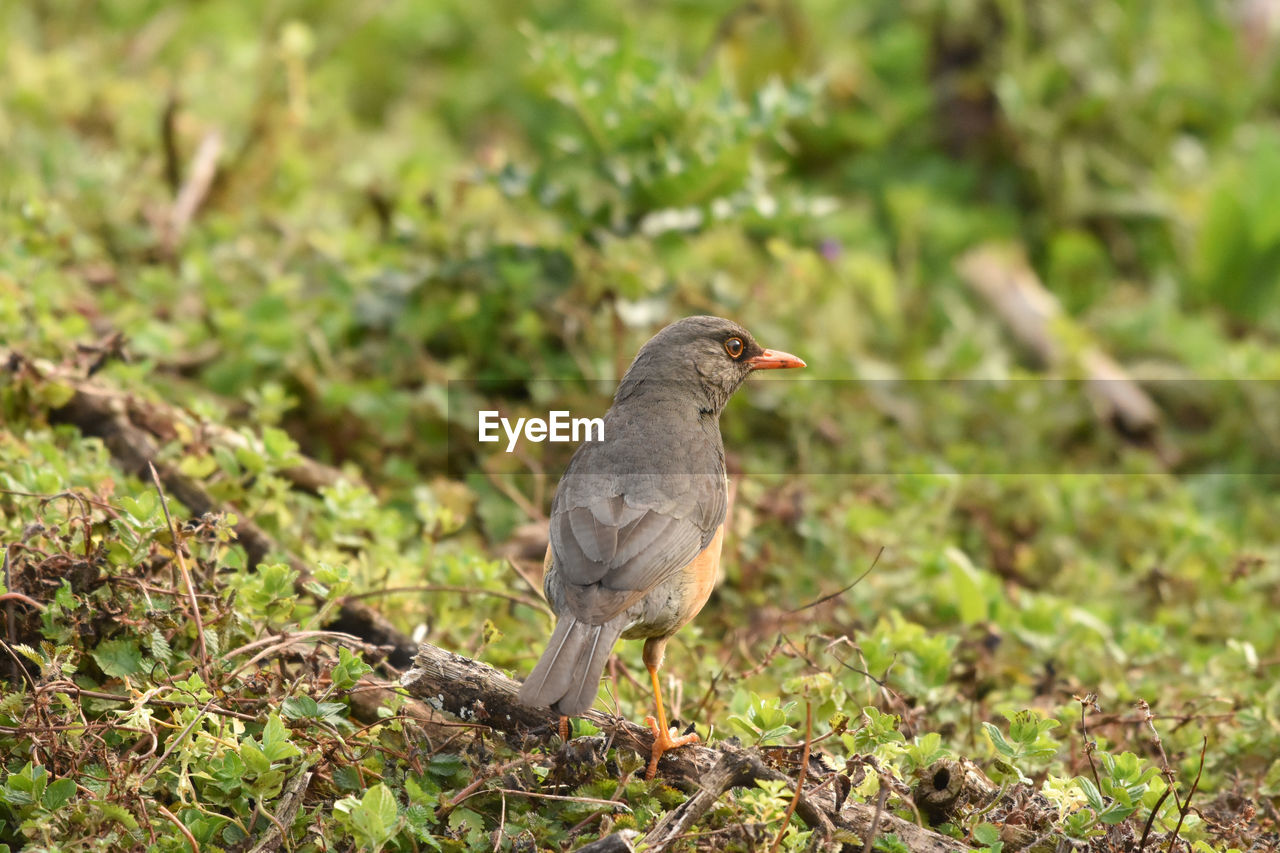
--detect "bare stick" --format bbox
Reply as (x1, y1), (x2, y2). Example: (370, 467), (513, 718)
(160, 92), (182, 195)
(248, 764), (314, 853)
(26, 358), (418, 666)
(860, 777), (890, 853)
(1167, 737), (1208, 853)
(956, 244), (1163, 443)
(1137, 786), (1173, 852)
(1077, 692), (1102, 790)
(156, 803), (199, 852)
(790, 547), (882, 613)
(162, 130), (222, 256)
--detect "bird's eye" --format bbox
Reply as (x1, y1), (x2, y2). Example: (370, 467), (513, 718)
(724, 337), (744, 359)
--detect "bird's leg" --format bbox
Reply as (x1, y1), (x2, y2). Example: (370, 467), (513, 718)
(558, 715), (570, 741)
(641, 638), (699, 780)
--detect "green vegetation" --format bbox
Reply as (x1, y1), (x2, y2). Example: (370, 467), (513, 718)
(2, 0), (1278, 850)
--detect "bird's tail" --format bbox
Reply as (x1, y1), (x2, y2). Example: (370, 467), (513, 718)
(517, 616), (623, 717)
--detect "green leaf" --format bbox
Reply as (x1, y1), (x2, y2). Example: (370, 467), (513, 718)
(1006, 711), (1060, 759)
(41, 778), (76, 810)
(282, 696), (320, 719)
(37, 381), (76, 409)
(973, 822), (1003, 849)
(262, 426), (300, 462)
(92, 639), (144, 679)
(854, 707), (905, 751)
(982, 722), (1014, 758)
(905, 732), (950, 770)
(240, 743), (271, 775)
(94, 801), (140, 830)
(1098, 802), (1137, 824)
(873, 834), (911, 853)
(332, 646), (373, 691)
(333, 766), (363, 792)
(945, 546), (988, 624)
(427, 753), (465, 782)
(349, 784), (400, 851)
(1077, 777), (1104, 810)
(261, 714), (303, 761)
(248, 769), (286, 799)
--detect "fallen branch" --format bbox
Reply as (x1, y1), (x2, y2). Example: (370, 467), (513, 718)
(248, 761), (315, 853)
(4, 349), (418, 667)
(574, 830), (640, 853)
(161, 129), (222, 257)
(911, 757), (1000, 825)
(956, 245), (1164, 444)
(400, 642), (967, 852)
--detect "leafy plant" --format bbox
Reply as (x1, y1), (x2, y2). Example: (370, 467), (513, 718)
(727, 692), (798, 745)
(506, 31), (825, 239)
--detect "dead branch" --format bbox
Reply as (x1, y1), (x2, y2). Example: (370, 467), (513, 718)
(574, 830), (640, 853)
(248, 762), (314, 853)
(161, 129), (223, 256)
(401, 642), (968, 852)
(3, 350), (418, 667)
(956, 244), (1163, 444)
(912, 758), (1000, 825)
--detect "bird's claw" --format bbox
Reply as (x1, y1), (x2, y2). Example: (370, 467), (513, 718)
(643, 715), (699, 780)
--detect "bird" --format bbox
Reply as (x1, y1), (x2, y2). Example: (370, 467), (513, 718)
(517, 315), (805, 779)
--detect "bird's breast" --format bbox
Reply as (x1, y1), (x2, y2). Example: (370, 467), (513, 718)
(620, 522), (725, 640)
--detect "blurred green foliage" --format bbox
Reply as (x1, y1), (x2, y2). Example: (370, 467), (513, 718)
(2, 0), (1280, 849)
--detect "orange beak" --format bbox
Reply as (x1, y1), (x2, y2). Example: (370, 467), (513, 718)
(748, 348), (806, 370)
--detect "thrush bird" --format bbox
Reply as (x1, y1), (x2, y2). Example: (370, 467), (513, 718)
(517, 315), (804, 778)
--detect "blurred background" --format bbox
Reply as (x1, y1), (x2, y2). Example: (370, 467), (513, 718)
(3, 0), (1280, 847)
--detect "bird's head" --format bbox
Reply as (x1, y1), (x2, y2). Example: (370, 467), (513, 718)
(616, 315), (805, 414)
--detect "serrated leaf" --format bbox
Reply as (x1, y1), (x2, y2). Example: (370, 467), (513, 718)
(282, 696), (320, 719)
(91, 639), (143, 679)
(332, 646), (373, 690)
(94, 801), (139, 830)
(973, 823), (1001, 845)
(334, 765), (363, 792)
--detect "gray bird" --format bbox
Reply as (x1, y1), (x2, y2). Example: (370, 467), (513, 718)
(517, 315), (804, 778)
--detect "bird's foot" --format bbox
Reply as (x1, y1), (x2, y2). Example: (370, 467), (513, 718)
(643, 715), (699, 780)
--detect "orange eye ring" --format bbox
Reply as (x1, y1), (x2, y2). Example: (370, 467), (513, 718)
(724, 337), (745, 359)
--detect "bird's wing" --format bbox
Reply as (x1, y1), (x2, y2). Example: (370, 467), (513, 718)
(550, 474), (725, 625)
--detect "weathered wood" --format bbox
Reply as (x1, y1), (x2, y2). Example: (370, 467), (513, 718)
(912, 758), (1000, 825)
(573, 830), (639, 853)
(247, 764), (313, 853)
(956, 245), (1163, 442)
(641, 746), (834, 852)
(400, 642), (969, 852)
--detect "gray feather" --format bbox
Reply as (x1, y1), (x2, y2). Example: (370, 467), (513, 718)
(517, 616), (625, 716)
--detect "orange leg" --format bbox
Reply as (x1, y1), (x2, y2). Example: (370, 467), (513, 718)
(643, 662), (699, 780)
(558, 715), (570, 741)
